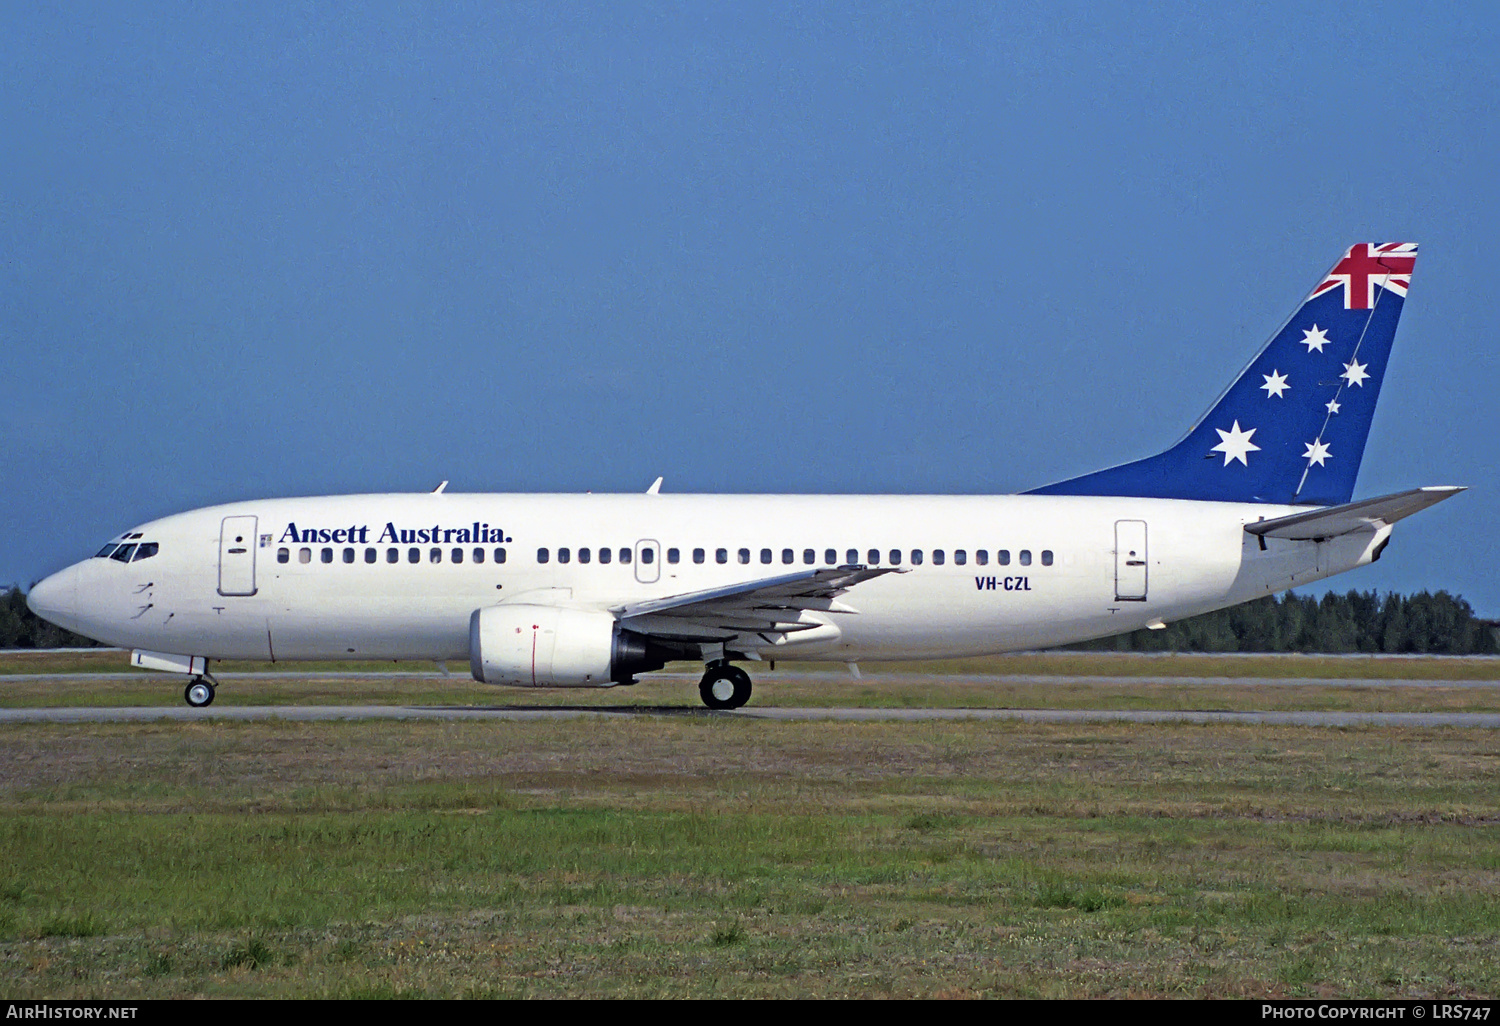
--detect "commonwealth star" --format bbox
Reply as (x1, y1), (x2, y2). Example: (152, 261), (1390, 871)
(1211, 421), (1260, 467)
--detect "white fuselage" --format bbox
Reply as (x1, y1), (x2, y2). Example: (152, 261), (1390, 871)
(32, 492), (1387, 672)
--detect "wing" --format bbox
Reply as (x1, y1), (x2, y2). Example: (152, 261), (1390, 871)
(611, 566), (902, 646)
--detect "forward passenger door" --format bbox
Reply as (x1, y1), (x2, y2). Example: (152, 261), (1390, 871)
(218, 516), (259, 596)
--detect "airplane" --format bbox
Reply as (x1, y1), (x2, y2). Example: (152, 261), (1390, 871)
(26, 242), (1462, 710)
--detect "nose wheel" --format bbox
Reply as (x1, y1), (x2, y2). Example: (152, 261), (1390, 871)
(184, 677), (216, 708)
(699, 664), (752, 710)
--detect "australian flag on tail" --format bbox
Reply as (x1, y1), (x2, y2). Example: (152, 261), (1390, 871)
(1027, 243), (1418, 507)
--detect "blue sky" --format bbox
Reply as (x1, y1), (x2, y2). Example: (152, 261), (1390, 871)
(5, 3), (1498, 613)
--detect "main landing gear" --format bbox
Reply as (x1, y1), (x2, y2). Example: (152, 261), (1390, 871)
(184, 675), (218, 708)
(699, 663), (752, 710)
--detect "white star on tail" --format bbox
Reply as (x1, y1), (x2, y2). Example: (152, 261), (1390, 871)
(1303, 438), (1332, 466)
(1301, 325), (1330, 353)
(1326, 398), (1341, 414)
(1342, 359), (1370, 387)
(1212, 421), (1260, 466)
(1261, 369), (1290, 398)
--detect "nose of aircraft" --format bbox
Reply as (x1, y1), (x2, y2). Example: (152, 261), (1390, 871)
(27, 565), (80, 631)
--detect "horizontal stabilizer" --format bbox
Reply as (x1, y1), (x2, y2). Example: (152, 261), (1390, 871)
(1244, 486), (1464, 541)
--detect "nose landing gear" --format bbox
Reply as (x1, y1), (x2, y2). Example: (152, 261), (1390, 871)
(184, 675), (218, 708)
(698, 663), (752, 710)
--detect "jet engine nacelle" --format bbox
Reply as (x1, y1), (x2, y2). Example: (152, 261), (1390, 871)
(468, 604), (668, 687)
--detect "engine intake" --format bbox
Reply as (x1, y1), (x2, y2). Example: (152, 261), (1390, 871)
(468, 604), (668, 687)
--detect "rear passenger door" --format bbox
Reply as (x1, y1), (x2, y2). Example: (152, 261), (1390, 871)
(1114, 520), (1148, 601)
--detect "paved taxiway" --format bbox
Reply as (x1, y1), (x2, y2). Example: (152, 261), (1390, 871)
(6, 671), (1498, 727)
(3, 705), (1497, 727)
(10, 670), (1500, 688)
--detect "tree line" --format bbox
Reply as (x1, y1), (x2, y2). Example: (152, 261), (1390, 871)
(1, 586), (104, 648)
(1072, 589), (1497, 655)
(2, 583), (1495, 655)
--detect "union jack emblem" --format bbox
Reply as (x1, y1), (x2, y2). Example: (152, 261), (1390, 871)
(1310, 242), (1417, 309)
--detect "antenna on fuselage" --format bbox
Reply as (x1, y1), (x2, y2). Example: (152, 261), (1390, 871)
(646, 477), (663, 495)
(432, 481), (448, 494)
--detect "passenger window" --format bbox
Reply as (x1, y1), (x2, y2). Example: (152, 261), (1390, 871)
(954, 550), (967, 565)
(761, 548), (772, 564)
(321, 548), (333, 564)
(911, 550), (923, 565)
(738, 548), (750, 565)
(276, 547), (288, 564)
(408, 548), (420, 564)
(299, 548), (312, 564)
(846, 549), (858, 565)
(933, 550), (945, 565)
(976, 550), (988, 566)
(889, 549), (902, 565)
(387, 548), (399, 563)
(430, 548), (441, 563)
(1041, 550), (1053, 566)
(343, 548), (355, 564)
(694, 548), (706, 564)
(667, 548), (679, 564)
(868, 549), (880, 565)
(1019, 550), (1031, 566)
(717, 548), (729, 564)
(998, 550), (1011, 566)
(781, 548), (793, 564)
(452, 548), (463, 563)
(473, 548), (485, 564)
(804, 549), (816, 565)
(558, 548), (571, 564)
(537, 548), (550, 564)
(824, 549), (837, 565)
(641, 548), (654, 564)
(599, 547), (611, 564)
(133, 543), (159, 561)
(620, 548), (631, 564)
(579, 547), (591, 564)
(365, 548), (376, 564)
(495, 548), (507, 563)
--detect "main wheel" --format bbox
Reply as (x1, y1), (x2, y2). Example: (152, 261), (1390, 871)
(698, 665), (752, 710)
(184, 678), (216, 708)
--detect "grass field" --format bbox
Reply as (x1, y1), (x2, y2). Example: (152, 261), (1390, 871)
(2, 652), (1498, 998)
(2, 717), (1499, 997)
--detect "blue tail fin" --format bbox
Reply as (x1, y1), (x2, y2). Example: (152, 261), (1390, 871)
(1027, 243), (1417, 506)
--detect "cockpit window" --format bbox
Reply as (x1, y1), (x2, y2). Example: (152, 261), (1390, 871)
(99, 535), (158, 560)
